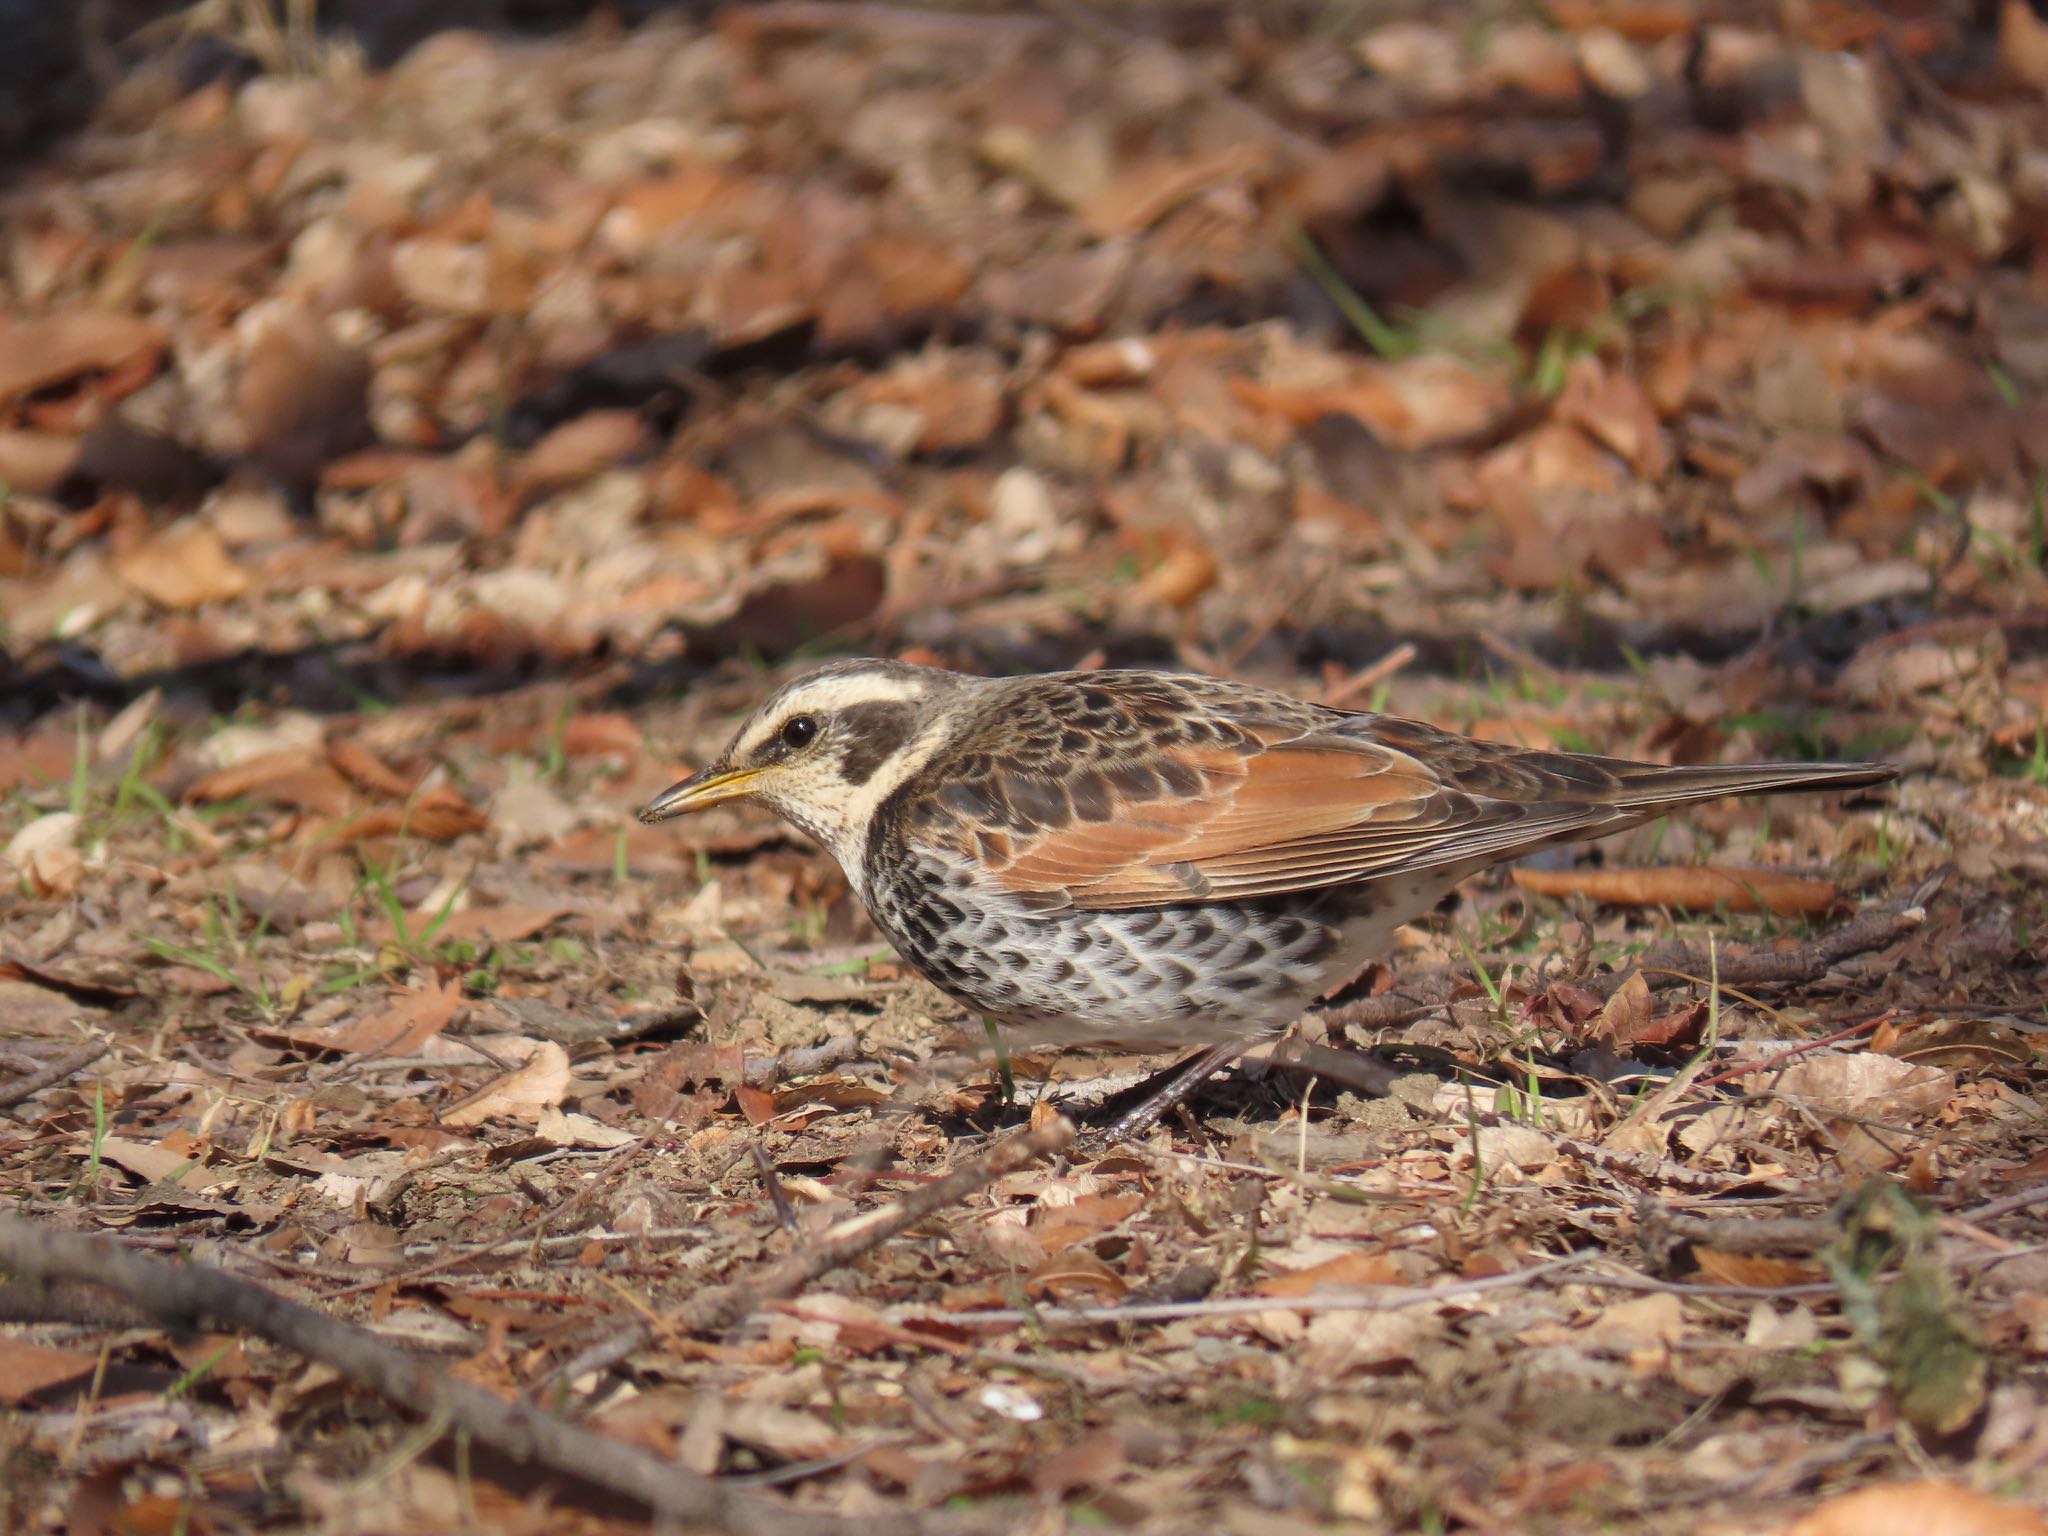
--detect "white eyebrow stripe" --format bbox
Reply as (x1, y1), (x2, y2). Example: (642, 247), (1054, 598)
(732, 671), (932, 757)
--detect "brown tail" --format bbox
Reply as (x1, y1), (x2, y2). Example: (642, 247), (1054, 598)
(1606, 759), (1898, 811)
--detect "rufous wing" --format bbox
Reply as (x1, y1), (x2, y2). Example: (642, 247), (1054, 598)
(932, 714), (1891, 912)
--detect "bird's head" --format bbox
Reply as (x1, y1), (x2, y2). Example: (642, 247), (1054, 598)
(638, 658), (969, 867)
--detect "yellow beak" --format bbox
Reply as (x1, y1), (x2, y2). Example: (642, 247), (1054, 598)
(638, 766), (761, 823)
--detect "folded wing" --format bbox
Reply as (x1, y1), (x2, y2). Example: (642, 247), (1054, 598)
(917, 711), (1892, 912)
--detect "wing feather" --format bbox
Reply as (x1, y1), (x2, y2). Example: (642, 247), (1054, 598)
(902, 682), (1891, 912)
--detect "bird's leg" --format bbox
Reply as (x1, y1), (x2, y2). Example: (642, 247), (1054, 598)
(1085, 1036), (1252, 1148)
(982, 1018), (1017, 1107)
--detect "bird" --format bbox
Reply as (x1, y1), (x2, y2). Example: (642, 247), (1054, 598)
(639, 658), (1896, 1140)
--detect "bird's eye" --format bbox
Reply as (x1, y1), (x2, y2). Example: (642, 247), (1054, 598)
(779, 715), (819, 750)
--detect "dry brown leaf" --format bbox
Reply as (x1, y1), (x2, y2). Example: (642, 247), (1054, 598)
(1033, 1193), (1144, 1253)
(112, 522), (250, 610)
(1029, 1429), (1127, 1500)
(1256, 1250), (1403, 1298)
(1512, 865), (1840, 916)
(327, 738), (416, 798)
(517, 410), (652, 489)
(1780, 1480), (2048, 1536)
(186, 749), (354, 817)
(1598, 1290), (1684, 1350)
(1764, 1054), (1956, 1119)
(1597, 968), (1652, 1042)
(1690, 1249), (1826, 1288)
(329, 978), (464, 1056)
(559, 713), (643, 758)
(734, 1083), (779, 1126)
(0, 731), (89, 794)
(95, 1136), (201, 1185)
(320, 786), (488, 847)
(1025, 1247), (1128, 1301)
(0, 429), (82, 494)
(426, 904), (569, 946)
(1583, 972), (1708, 1052)
(440, 1040), (571, 1127)
(2001, 0), (2048, 90)
(0, 311), (162, 404)
(1132, 539), (1218, 607)
(0, 1337), (100, 1403)
(1556, 355), (1669, 479)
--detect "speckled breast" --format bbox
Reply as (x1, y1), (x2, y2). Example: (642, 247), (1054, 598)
(861, 849), (1373, 1041)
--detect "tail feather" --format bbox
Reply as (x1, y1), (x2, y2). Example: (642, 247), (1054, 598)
(1606, 759), (1898, 810)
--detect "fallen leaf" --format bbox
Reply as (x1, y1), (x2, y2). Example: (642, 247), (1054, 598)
(1029, 1429), (1127, 1500)
(1595, 969), (1652, 1043)
(0, 1337), (99, 1403)
(440, 1040), (571, 1127)
(1780, 1480), (2048, 1536)
(1690, 1249), (1825, 1288)
(0, 311), (162, 404)
(735, 1083), (780, 1126)
(113, 522), (250, 609)
(328, 738), (416, 798)
(329, 978), (464, 1056)
(4, 812), (83, 897)
(1256, 1249), (1403, 1297)
(0, 429), (82, 493)
(536, 1107), (637, 1148)
(186, 748), (354, 817)
(1765, 1054), (1955, 1118)
(1025, 1247), (1127, 1301)
(1132, 538), (1218, 607)
(320, 786), (488, 847)
(426, 904), (570, 946)
(1512, 865), (1840, 916)
(517, 410), (652, 489)
(96, 1136), (198, 1185)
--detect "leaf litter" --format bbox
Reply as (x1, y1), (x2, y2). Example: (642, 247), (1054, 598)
(1, 2), (2047, 1534)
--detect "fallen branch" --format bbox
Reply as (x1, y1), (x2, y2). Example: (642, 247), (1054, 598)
(744, 1032), (864, 1087)
(0, 1038), (110, 1115)
(553, 1114), (1075, 1386)
(0, 1217), (843, 1535)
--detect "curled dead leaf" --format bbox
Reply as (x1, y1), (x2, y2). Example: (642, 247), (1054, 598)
(1025, 1247), (1127, 1302)
(4, 812), (84, 897)
(319, 786), (488, 847)
(0, 311), (162, 405)
(1513, 865), (1840, 916)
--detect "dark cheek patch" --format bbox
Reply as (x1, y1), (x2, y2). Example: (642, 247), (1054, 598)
(834, 701), (918, 785)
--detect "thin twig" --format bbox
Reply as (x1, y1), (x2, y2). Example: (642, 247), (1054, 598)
(924, 1250), (1586, 1326)
(0, 1039), (110, 1114)
(331, 1133), (657, 1297)
(1321, 643), (1419, 708)
(0, 1217), (842, 1535)
(1692, 1017), (1892, 1091)
(551, 1116), (1075, 1387)
(1960, 1181), (2048, 1226)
